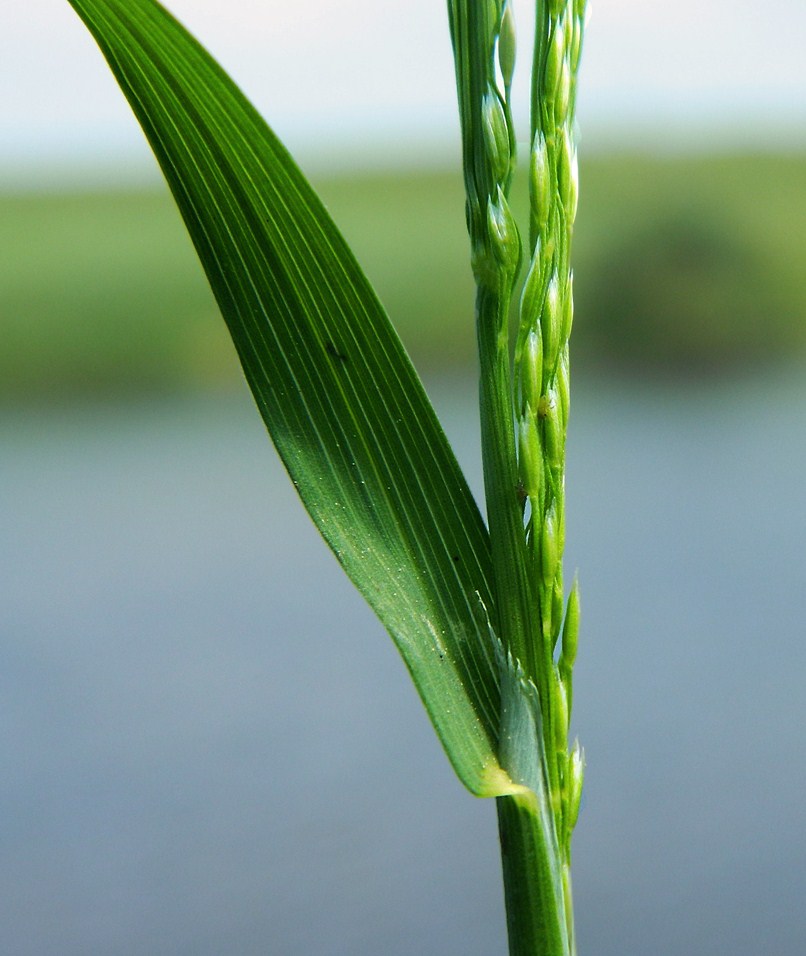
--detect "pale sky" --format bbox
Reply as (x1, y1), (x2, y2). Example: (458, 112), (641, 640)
(3, 0), (806, 183)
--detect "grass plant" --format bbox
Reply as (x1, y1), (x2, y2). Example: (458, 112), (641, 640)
(62, 1), (587, 952)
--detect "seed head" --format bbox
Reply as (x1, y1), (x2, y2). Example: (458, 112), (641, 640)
(560, 577), (580, 669)
(540, 505), (559, 587)
(567, 147), (579, 225)
(561, 274), (574, 342)
(530, 131), (551, 234)
(519, 253), (542, 338)
(522, 328), (544, 411)
(482, 91), (511, 183)
(541, 272), (562, 373)
(518, 413), (542, 500)
(498, 2), (517, 92)
(556, 348), (570, 427)
(486, 187), (520, 275)
(569, 18), (582, 74)
(553, 676), (569, 753)
(554, 58), (571, 127)
(565, 739), (584, 832)
(557, 128), (577, 223)
(541, 389), (564, 473)
(544, 22), (565, 105)
(551, 580), (565, 642)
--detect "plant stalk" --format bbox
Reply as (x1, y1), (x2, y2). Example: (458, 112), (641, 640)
(497, 793), (570, 956)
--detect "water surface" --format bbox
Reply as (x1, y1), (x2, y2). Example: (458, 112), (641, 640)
(2, 370), (805, 955)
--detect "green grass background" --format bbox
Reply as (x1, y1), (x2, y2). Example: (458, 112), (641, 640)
(2, 154), (805, 401)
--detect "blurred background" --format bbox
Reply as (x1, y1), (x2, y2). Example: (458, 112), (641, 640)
(2, 1), (805, 954)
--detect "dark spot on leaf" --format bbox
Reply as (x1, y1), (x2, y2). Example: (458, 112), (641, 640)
(325, 341), (348, 363)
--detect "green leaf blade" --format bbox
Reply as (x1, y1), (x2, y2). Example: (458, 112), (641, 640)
(65, 0), (521, 795)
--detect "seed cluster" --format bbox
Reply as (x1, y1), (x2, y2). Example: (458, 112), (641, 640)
(516, 0), (587, 866)
(470, 2), (520, 294)
(449, 0), (587, 916)
(449, 1), (588, 949)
